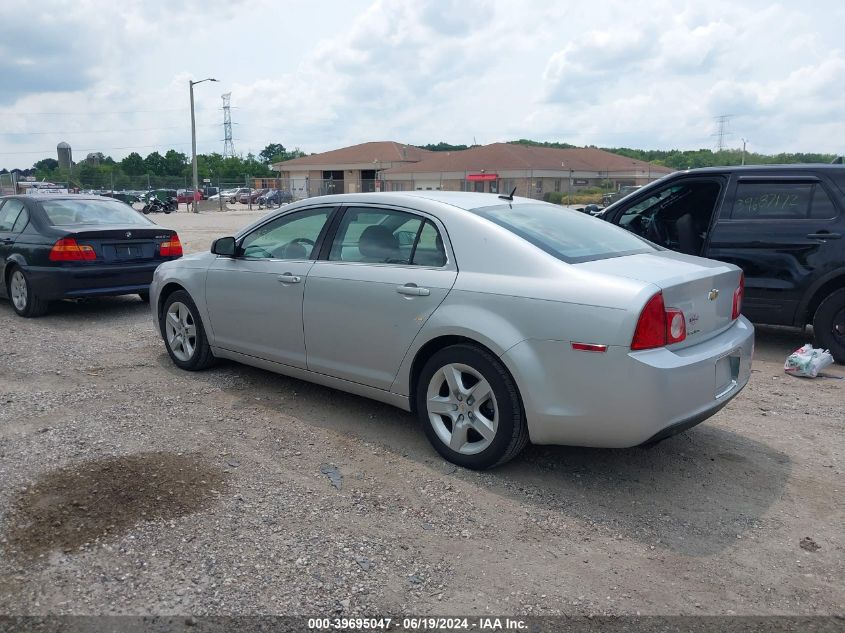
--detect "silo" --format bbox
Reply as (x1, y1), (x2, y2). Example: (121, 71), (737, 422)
(57, 142), (73, 169)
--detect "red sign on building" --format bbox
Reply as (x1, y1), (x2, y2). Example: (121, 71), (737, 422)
(466, 173), (498, 181)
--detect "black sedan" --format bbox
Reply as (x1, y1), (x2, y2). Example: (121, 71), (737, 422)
(0, 195), (182, 317)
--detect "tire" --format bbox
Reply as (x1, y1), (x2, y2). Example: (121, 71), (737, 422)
(6, 266), (49, 318)
(813, 288), (845, 364)
(138, 290), (150, 303)
(142, 206), (150, 215)
(159, 290), (215, 370)
(415, 344), (528, 469)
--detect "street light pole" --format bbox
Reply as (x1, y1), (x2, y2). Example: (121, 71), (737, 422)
(189, 77), (218, 213)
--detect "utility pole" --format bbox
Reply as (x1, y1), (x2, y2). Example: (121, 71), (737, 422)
(741, 138), (748, 165)
(189, 77), (219, 213)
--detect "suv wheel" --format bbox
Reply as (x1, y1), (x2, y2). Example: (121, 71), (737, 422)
(813, 288), (845, 364)
(415, 344), (528, 469)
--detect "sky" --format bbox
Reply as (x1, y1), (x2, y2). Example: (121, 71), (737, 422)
(1, 0), (843, 170)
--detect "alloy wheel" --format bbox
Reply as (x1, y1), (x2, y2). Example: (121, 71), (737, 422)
(165, 301), (197, 362)
(10, 271), (28, 312)
(426, 363), (499, 455)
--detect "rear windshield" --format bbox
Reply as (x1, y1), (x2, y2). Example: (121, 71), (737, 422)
(41, 198), (153, 226)
(470, 203), (657, 263)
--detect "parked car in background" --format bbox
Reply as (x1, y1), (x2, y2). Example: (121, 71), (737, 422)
(602, 185), (642, 206)
(238, 188), (268, 205)
(150, 191), (752, 469)
(0, 195), (183, 317)
(601, 164), (845, 362)
(257, 189), (294, 208)
(227, 188), (251, 203)
(176, 189), (197, 204)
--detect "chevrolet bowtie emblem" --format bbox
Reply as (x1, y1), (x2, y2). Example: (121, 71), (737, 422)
(708, 289), (719, 301)
(125, 231), (132, 238)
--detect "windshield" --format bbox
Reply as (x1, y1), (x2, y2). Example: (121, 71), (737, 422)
(471, 202), (656, 263)
(41, 198), (153, 226)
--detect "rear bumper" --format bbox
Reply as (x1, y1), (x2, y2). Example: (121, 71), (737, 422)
(24, 262), (162, 300)
(501, 316), (755, 447)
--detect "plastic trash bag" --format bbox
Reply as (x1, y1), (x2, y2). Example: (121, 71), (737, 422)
(784, 344), (834, 378)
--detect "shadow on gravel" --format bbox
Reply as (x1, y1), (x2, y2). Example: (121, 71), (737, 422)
(4, 452), (226, 559)
(160, 341), (792, 558)
(491, 425), (791, 556)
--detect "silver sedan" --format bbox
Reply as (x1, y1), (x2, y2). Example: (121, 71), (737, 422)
(150, 191), (754, 469)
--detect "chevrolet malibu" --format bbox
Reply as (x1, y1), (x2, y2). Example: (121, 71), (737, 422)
(150, 191), (753, 469)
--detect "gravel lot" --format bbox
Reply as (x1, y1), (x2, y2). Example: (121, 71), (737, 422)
(0, 208), (843, 616)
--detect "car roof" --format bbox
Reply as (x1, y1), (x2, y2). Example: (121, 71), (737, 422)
(672, 164), (845, 176)
(301, 190), (538, 211)
(1, 194), (117, 202)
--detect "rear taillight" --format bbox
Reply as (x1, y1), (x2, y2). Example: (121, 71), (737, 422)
(49, 238), (96, 262)
(631, 292), (687, 350)
(732, 272), (744, 320)
(159, 235), (183, 257)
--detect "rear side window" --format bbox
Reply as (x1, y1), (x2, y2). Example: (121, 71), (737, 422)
(329, 207), (447, 266)
(730, 182), (838, 220)
(809, 186), (839, 219)
(0, 199), (24, 231)
(471, 203), (656, 264)
(11, 207), (29, 233)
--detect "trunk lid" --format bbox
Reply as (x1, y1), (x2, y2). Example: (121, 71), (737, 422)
(62, 226), (177, 263)
(576, 251), (742, 344)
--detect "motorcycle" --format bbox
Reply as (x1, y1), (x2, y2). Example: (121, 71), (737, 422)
(141, 194), (176, 214)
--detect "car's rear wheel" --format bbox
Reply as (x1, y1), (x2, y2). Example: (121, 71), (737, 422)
(7, 267), (49, 318)
(160, 290), (214, 370)
(416, 344), (528, 469)
(813, 288), (845, 364)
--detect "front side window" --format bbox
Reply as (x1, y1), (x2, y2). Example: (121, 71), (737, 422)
(471, 202), (656, 264)
(41, 199), (153, 226)
(239, 208), (331, 259)
(0, 200), (25, 231)
(329, 207), (446, 266)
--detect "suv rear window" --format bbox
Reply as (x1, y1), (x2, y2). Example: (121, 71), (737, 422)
(471, 203), (656, 263)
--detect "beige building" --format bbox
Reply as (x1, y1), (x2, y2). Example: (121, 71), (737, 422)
(272, 141), (433, 198)
(273, 141), (672, 199)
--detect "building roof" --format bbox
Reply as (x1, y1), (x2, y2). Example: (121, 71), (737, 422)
(383, 143), (673, 175)
(273, 141), (433, 170)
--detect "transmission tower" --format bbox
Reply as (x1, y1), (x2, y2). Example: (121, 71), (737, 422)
(222, 93), (235, 158)
(712, 114), (732, 152)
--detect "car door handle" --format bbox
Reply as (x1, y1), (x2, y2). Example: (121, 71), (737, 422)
(0, 238), (13, 245)
(277, 273), (301, 283)
(806, 232), (841, 240)
(396, 284), (430, 296)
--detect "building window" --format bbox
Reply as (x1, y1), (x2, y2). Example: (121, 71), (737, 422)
(554, 179), (561, 192)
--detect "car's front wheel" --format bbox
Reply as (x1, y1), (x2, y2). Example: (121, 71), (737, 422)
(416, 344), (528, 469)
(7, 267), (49, 317)
(813, 288), (845, 364)
(159, 290), (215, 370)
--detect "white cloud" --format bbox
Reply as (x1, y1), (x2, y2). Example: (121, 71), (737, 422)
(1, 0), (844, 169)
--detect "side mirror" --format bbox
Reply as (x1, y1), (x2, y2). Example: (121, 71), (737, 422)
(211, 236), (237, 256)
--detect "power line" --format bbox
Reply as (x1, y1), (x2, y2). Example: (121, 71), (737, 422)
(4, 124), (219, 136)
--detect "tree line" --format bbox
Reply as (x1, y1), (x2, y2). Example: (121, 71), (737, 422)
(3, 144), (306, 190)
(3, 140), (839, 190)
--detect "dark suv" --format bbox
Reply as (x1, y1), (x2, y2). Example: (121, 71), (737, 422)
(601, 164), (845, 362)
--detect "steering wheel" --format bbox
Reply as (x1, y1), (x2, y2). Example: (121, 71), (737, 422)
(288, 237), (315, 247)
(646, 215), (670, 245)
